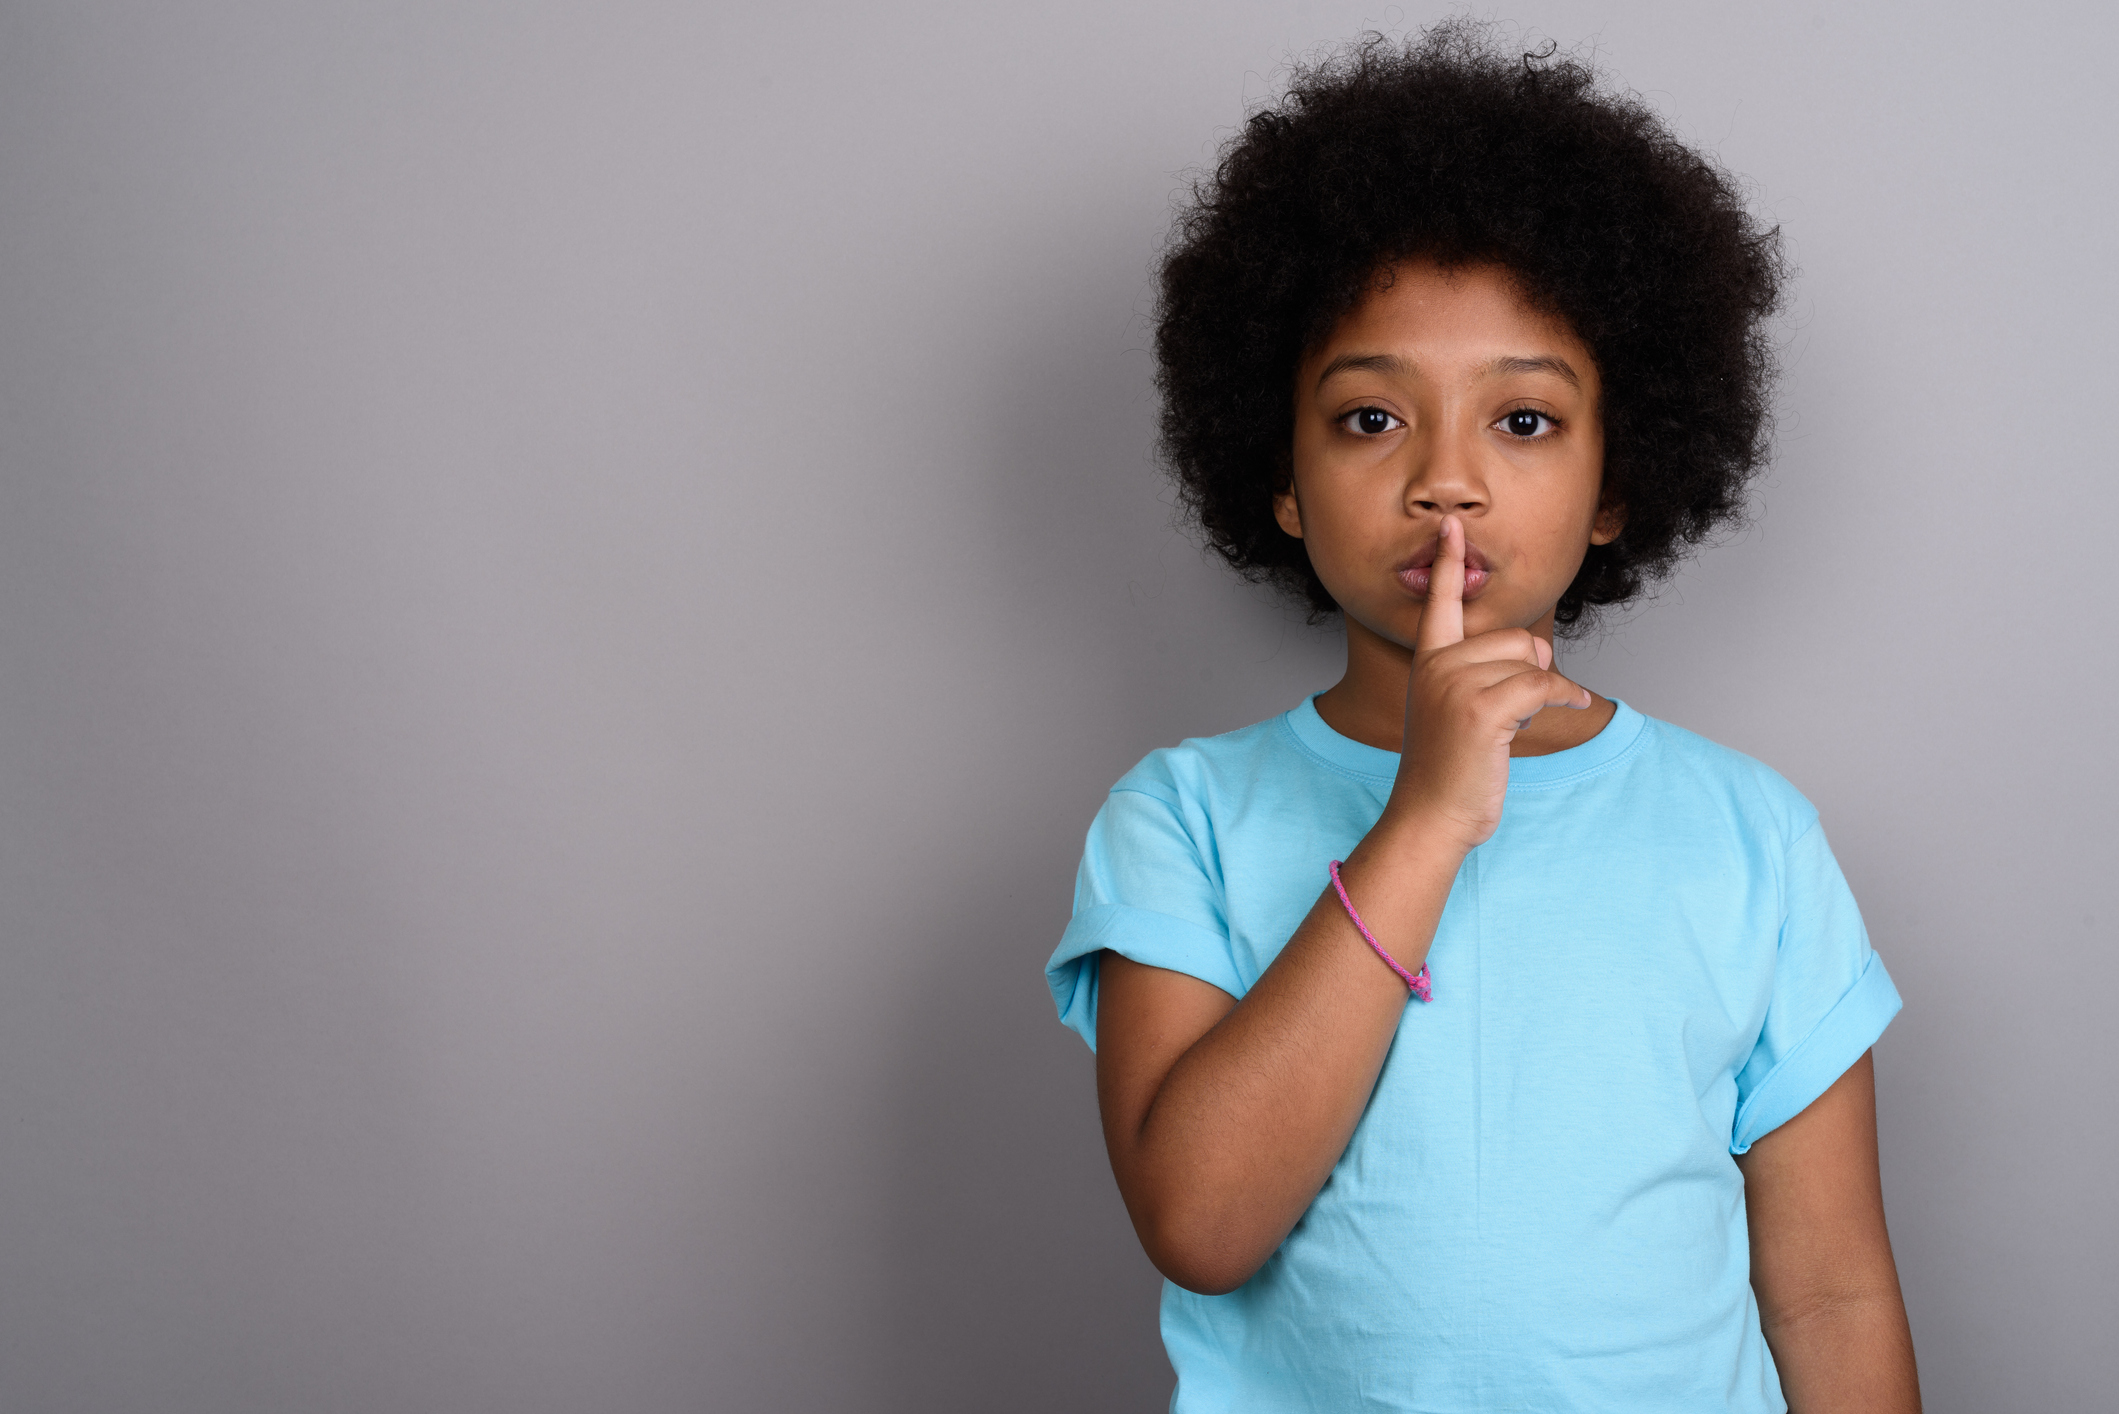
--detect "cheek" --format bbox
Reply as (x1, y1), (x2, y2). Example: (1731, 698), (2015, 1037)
(1514, 461), (1607, 568)
(1296, 477), (1392, 558)
(1548, 447), (1608, 535)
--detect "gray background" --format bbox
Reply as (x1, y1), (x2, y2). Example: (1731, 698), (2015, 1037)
(0, 1), (2110, 1410)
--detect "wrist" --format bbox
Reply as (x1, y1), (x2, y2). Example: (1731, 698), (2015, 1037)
(1369, 800), (1482, 861)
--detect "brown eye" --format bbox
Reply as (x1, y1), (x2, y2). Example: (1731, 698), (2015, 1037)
(1344, 407), (1403, 436)
(1500, 409), (1556, 438)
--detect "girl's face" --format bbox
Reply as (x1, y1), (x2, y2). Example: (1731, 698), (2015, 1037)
(1278, 260), (1620, 649)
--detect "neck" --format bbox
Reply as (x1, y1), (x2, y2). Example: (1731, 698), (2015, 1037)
(1313, 611), (1616, 757)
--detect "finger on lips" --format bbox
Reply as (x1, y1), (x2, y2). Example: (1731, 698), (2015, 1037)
(1415, 515), (1467, 651)
(1414, 517), (1586, 709)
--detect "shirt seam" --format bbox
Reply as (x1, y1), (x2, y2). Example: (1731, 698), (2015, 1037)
(1777, 813), (1824, 927)
(1102, 786), (1229, 938)
(1108, 782), (1183, 809)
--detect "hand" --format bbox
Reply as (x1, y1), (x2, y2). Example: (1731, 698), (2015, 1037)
(1385, 515), (1593, 850)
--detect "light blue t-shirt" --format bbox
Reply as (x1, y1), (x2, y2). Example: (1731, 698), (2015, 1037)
(1046, 695), (1902, 1414)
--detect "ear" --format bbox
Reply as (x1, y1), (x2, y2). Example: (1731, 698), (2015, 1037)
(1590, 498), (1625, 546)
(1273, 484), (1304, 539)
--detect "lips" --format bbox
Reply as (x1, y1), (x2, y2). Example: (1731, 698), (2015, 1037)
(1395, 534), (1493, 599)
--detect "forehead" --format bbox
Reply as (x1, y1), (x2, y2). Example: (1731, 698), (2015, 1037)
(1314, 260), (1593, 375)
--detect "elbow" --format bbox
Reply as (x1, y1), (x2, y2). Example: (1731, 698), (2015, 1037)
(1149, 1248), (1257, 1297)
(1135, 1208), (1268, 1296)
(1113, 1156), (1283, 1294)
(1161, 1263), (1253, 1298)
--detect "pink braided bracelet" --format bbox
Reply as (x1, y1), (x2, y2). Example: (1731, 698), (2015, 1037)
(1327, 859), (1434, 1003)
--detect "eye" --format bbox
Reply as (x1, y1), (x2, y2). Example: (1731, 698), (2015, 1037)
(1341, 407), (1404, 436)
(1497, 408), (1559, 439)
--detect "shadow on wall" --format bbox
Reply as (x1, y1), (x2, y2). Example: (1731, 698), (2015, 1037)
(854, 174), (1346, 1408)
(868, 884), (1172, 1411)
(862, 218), (1179, 1409)
(860, 249), (1186, 1407)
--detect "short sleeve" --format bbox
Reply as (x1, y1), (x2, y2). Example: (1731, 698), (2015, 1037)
(1730, 819), (1904, 1153)
(1044, 786), (1247, 1051)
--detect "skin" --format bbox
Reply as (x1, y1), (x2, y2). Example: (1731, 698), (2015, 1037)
(1095, 260), (1920, 1410)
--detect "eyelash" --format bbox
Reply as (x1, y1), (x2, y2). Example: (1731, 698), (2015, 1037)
(1340, 407), (1405, 436)
(1496, 406), (1562, 439)
(1336, 406), (1565, 438)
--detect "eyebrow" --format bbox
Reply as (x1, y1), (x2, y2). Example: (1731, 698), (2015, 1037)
(1313, 352), (1407, 390)
(1313, 351), (1582, 391)
(1482, 354), (1581, 388)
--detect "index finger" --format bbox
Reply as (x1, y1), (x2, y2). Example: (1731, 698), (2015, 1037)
(1416, 514), (1466, 650)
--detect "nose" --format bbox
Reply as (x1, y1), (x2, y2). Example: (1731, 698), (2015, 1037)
(1402, 419), (1490, 518)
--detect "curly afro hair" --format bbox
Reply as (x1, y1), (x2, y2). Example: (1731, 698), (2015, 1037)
(1155, 22), (1787, 629)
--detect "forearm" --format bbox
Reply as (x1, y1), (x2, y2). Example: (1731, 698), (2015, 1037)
(1760, 1291), (1920, 1414)
(1111, 814), (1464, 1292)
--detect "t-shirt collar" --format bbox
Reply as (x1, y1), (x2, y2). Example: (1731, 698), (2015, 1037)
(1285, 692), (1647, 787)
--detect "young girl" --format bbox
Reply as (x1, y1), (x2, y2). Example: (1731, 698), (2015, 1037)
(1044, 27), (1920, 1413)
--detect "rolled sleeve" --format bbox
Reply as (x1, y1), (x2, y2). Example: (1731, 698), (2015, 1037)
(1730, 820), (1904, 1154)
(1731, 950), (1902, 1153)
(1044, 786), (1242, 1051)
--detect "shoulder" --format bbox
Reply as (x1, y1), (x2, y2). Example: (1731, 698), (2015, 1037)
(1629, 710), (1822, 849)
(1107, 711), (1309, 811)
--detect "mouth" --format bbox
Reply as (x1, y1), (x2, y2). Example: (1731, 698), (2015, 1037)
(1394, 534), (1494, 599)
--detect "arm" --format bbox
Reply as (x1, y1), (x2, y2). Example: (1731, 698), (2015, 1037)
(1095, 819), (1465, 1293)
(1094, 516), (1590, 1294)
(1735, 1051), (1921, 1413)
